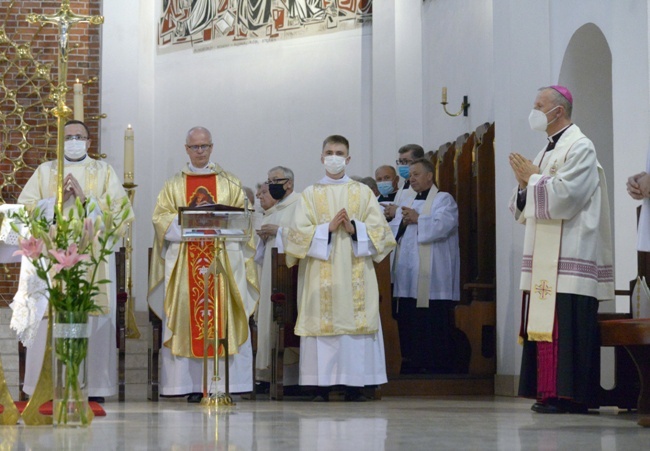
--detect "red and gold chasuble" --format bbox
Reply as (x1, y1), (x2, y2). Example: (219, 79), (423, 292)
(185, 174), (225, 357)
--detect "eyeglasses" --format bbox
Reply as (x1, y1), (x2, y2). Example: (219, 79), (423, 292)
(186, 144), (213, 152)
(64, 135), (88, 141)
(396, 159), (414, 165)
(266, 178), (289, 185)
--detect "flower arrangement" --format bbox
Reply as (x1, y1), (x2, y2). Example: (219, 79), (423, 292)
(12, 196), (132, 426)
(13, 196), (131, 314)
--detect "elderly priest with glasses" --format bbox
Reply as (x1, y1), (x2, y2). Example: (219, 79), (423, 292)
(149, 126), (259, 403)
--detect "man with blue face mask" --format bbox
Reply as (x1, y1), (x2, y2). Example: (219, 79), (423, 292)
(509, 86), (614, 414)
(374, 165), (399, 202)
(284, 135), (396, 401)
(383, 144), (423, 227)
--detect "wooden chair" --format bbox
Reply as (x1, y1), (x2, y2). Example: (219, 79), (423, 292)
(598, 227), (650, 427)
(115, 247), (127, 402)
(147, 247), (162, 402)
(269, 248), (299, 400)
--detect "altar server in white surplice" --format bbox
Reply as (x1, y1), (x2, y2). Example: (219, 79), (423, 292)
(392, 158), (460, 375)
(254, 166), (301, 385)
(17, 120), (133, 401)
(509, 86), (614, 414)
(284, 135), (396, 401)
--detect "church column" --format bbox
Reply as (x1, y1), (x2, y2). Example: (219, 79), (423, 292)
(371, 1), (425, 169)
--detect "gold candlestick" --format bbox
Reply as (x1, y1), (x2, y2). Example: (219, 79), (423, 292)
(123, 182), (140, 340)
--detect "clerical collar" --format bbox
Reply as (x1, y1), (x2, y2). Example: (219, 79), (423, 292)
(546, 124), (572, 150)
(189, 162), (214, 174)
(415, 188), (431, 200)
(404, 180), (411, 189)
(319, 174), (350, 185)
(64, 154), (87, 164)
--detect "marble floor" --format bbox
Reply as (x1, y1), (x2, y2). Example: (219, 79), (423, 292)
(1, 396), (648, 450)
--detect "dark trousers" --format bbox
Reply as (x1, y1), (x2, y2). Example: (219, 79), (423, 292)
(395, 298), (456, 373)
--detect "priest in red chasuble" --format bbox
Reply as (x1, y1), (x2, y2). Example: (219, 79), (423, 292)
(149, 126), (259, 402)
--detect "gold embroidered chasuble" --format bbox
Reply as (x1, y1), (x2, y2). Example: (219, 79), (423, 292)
(285, 179), (396, 337)
(150, 163), (259, 359)
(18, 158), (133, 313)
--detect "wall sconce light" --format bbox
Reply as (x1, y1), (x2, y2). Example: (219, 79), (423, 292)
(441, 87), (470, 117)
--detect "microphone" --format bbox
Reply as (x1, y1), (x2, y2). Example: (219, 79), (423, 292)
(216, 167), (249, 212)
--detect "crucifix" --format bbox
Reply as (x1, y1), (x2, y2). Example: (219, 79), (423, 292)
(27, 1), (104, 211)
(21, 1), (103, 426)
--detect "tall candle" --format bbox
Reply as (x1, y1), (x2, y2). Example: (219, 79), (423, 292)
(442, 87), (448, 104)
(124, 124), (134, 184)
(73, 79), (84, 121)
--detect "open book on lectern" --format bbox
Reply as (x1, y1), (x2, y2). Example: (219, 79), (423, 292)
(178, 203), (251, 241)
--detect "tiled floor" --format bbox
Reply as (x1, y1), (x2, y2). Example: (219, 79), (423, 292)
(2, 396), (648, 450)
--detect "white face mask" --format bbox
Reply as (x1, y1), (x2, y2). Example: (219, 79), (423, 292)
(64, 140), (87, 160)
(323, 155), (347, 175)
(528, 106), (560, 132)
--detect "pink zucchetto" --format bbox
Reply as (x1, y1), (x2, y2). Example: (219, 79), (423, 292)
(550, 85), (573, 105)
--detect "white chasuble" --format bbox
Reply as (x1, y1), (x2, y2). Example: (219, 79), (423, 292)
(18, 156), (133, 397)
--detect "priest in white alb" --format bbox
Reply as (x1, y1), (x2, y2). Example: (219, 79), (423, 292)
(509, 86), (614, 414)
(284, 135), (396, 401)
(16, 120), (133, 402)
(254, 166), (301, 386)
(149, 126), (258, 403)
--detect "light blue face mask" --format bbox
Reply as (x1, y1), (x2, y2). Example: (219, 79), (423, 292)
(397, 165), (410, 179)
(377, 181), (394, 196)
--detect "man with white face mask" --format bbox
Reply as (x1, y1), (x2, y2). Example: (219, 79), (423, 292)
(284, 135), (396, 401)
(508, 86), (614, 414)
(17, 119), (133, 403)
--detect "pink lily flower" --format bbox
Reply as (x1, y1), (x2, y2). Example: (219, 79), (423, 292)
(13, 236), (45, 259)
(49, 243), (90, 274)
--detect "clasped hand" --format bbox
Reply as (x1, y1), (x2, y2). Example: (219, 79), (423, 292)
(627, 172), (650, 200)
(329, 208), (355, 234)
(63, 173), (86, 203)
(401, 206), (419, 225)
(509, 153), (539, 189)
(256, 223), (279, 241)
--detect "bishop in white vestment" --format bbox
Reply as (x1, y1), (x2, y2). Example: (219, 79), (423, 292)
(284, 135), (396, 401)
(509, 86), (614, 414)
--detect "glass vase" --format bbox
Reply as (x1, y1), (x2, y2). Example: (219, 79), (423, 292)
(52, 310), (92, 427)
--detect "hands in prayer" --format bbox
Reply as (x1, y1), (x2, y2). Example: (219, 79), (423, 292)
(256, 223), (279, 242)
(329, 208), (355, 234)
(383, 203), (397, 221)
(63, 173), (86, 203)
(627, 172), (650, 200)
(509, 153), (539, 189)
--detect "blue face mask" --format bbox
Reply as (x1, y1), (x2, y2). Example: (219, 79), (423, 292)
(377, 181), (394, 196)
(397, 165), (410, 179)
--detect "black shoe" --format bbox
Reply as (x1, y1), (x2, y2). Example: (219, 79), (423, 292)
(559, 399), (589, 414)
(88, 396), (105, 404)
(344, 388), (368, 402)
(531, 401), (566, 414)
(187, 393), (203, 403)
